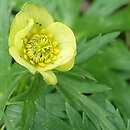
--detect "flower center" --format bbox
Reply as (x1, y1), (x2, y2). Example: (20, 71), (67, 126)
(27, 34), (52, 62)
(23, 28), (59, 67)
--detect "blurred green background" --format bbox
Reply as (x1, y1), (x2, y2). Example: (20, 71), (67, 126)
(1, 0), (130, 130)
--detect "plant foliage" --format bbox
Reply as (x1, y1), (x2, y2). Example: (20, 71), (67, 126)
(1, 0), (130, 130)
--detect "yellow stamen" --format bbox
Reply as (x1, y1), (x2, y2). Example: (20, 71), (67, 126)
(24, 54), (28, 60)
(23, 49), (26, 53)
(44, 59), (51, 63)
(33, 57), (39, 63)
(27, 51), (33, 57)
(40, 57), (45, 62)
(47, 34), (53, 39)
(31, 28), (37, 35)
(53, 48), (59, 55)
(49, 54), (53, 58)
(52, 41), (58, 48)
(30, 60), (34, 65)
(23, 33), (59, 65)
(38, 62), (45, 67)
(26, 32), (31, 39)
(51, 55), (57, 61)
(26, 44), (32, 48)
(23, 37), (28, 44)
(40, 29), (46, 35)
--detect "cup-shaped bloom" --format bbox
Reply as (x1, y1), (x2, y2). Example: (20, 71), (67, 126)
(8, 3), (76, 85)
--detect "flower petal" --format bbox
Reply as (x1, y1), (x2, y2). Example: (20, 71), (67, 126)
(37, 69), (57, 85)
(56, 52), (76, 72)
(9, 2), (54, 47)
(38, 22), (76, 71)
(21, 3), (54, 27)
(9, 47), (36, 74)
(15, 18), (34, 52)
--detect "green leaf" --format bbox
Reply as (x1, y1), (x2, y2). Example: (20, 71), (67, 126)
(0, 0), (12, 119)
(68, 66), (96, 81)
(76, 32), (120, 64)
(74, 6), (130, 38)
(58, 73), (111, 94)
(83, 39), (130, 120)
(82, 112), (96, 130)
(0, 0), (11, 81)
(127, 120), (130, 130)
(33, 103), (71, 130)
(19, 99), (35, 130)
(66, 103), (87, 130)
(102, 40), (130, 71)
(87, 0), (130, 17)
(45, 93), (66, 118)
(54, 0), (83, 26)
(31, 0), (60, 14)
(56, 82), (117, 130)
(4, 114), (15, 130)
(15, 75), (45, 130)
(0, 72), (28, 120)
(5, 104), (22, 129)
(4, 74), (45, 130)
(105, 100), (126, 130)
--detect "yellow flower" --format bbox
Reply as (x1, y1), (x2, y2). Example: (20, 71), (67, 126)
(8, 3), (76, 85)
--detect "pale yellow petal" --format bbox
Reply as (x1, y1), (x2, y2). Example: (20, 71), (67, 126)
(22, 3), (54, 27)
(37, 69), (57, 85)
(9, 47), (36, 74)
(38, 22), (76, 71)
(15, 18), (34, 52)
(9, 2), (54, 47)
(56, 52), (76, 72)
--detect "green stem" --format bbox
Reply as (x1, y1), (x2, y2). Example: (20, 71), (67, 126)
(126, 32), (130, 48)
(0, 124), (5, 130)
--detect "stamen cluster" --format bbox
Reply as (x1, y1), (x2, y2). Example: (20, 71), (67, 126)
(23, 28), (59, 67)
